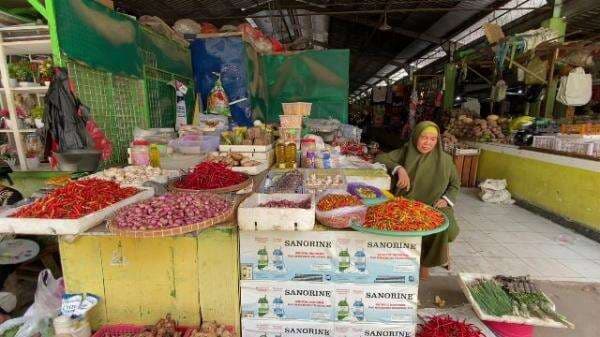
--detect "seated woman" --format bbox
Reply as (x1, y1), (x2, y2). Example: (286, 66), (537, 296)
(376, 121), (460, 279)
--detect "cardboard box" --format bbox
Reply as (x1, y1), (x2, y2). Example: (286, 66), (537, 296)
(241, 280), (334, 321)
(240, 231), (420, 285)
(334, 284), (417, 323)
(242, 318), (334, 337)
(334, 322), (415, 337)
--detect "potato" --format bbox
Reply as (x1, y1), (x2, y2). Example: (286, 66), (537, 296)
(230, 153), (243, 161)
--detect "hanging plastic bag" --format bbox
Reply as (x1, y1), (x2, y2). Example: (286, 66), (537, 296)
(0, 270), (64, 337)
(524, 57), (547, 85)
(206, 73), (231, 116)
(557, 67), (592, 106)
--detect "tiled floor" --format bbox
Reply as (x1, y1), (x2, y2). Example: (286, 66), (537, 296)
(431, 189), (600, 283)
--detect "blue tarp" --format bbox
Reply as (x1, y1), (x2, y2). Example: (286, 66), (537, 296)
(190, 37), (253, 127)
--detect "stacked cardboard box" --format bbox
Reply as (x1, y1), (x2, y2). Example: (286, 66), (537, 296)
(239, 231), (421, 336)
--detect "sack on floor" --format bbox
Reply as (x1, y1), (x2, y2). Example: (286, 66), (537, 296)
(479, 179), (514, 204)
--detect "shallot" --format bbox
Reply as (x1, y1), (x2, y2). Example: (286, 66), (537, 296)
(114, 192), (230, 230)
(258, 198), (311, 209)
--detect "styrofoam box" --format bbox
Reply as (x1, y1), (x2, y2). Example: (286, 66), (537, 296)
(231, 161), (270, 176)
(334, 284), (417, 323)
(242, 318), (333, 337)
(0, 188), (154, 235)
(343, 169), (391, 191)
(241, 280), (334, 321)
(238, 193), (315, 231)
(334, 322), (415, 337)
(219, 144), (273, 153)
(220, 149), (274, 164)
(240, 231), (420, 284)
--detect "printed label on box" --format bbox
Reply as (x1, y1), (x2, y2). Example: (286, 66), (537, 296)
(334, 322), (415, 337)
(241, 280), (334, 321)
(240, 231), (420, 284)
(334, 284), (417, 323)
(242, 318), (334, 337)
(240, 231), (336, 282)
(330, 234), (420, 285)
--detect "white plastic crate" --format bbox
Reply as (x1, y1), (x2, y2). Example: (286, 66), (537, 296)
(532, 135), (556, 150)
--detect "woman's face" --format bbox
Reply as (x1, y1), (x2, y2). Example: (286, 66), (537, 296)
(416, 132), (438, 154)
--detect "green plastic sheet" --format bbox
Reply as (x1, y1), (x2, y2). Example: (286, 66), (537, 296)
(248, 49), (350, 123)
(54, 0), (142, 77)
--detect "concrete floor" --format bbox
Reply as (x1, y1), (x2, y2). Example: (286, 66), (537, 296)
(419, 276), (600, 337)
(420, 189), (600, 336)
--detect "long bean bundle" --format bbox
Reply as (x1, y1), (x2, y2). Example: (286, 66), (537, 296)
(468, 279), (513, 316)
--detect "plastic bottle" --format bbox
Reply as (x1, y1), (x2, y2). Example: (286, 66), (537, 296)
(275, 141), (286, 169)
(149, 144), (160, 167)
(285, 142), (297, 168)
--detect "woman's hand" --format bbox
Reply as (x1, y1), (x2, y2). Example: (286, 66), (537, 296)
(434, 199), (448, 208)
(396, 166), (411, 191)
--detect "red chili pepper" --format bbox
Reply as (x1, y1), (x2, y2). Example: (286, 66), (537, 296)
(364, 197), (445, 231)
(11, 179), (138, 219)
(175, 162), (247, 190)
(417, 315), (484, 337)
(317, 194), (362, 211)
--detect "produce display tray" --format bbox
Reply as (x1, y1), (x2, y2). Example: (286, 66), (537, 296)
(219, 144), (273, 153)
(343, 168), (391, 191)
(169, 173), (252, 194)
(457, 273), (574, 329)
(238, 193), (315, 231)
(220, 149), (274, 164)
(92, 324), (192, 337)
(351, 216), (448, 237)
(231, 161), (270, 176)
(107, 204), (235, 238)
(0, 188), (154, 235)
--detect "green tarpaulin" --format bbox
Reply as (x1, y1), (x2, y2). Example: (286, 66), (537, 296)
(248, 48), (350, 123)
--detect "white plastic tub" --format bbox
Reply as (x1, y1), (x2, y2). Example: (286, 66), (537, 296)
(0, 188), (154, 235)
(238, 193), (315, 231)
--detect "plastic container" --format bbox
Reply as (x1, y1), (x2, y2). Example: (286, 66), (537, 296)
(279, 115), (303, 128)
(315, 189), (367, 229)
(484, 321), (534, 337)
(131, 143), (150, 166)
(91, 325), (192, 337)
(282, 102), (312, 116)
(237, 193), (315, 231)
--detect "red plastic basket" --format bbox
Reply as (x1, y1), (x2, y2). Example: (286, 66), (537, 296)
(92, 324), (194, 337)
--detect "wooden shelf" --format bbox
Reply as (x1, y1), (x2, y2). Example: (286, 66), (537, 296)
(0, 39), (51, 56)
(0, 86), (48, 94)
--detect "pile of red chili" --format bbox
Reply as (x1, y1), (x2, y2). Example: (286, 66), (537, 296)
(11, 179), (138, 219)
(175, 162), (247, 190)
(417, 315), (485, 337)
(364, 197), (445, 231)
(317, 194), (362, 211)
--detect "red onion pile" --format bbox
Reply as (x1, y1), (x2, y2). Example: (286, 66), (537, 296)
(114, 193), (230, 230)
(258, 198), (311, 209)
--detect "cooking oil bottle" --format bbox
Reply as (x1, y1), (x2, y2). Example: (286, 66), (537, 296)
(275, 141), (286, 169)
(284, 142), (297, 168)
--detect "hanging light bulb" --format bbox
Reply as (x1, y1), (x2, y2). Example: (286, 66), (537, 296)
(379, 11), (392, 31)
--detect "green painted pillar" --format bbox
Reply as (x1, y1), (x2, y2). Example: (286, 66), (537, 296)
(443, 63), (457, 111)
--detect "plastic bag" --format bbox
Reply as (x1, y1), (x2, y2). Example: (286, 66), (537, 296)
(557, 67), (592, 106)
(172, 19), (201, 35)
(315, 190), (367, 229)
(85, 120), (112, 160)
(206, 74), (231, 116)
(0, 270), (64, 337)
(478, 179), (514, 204)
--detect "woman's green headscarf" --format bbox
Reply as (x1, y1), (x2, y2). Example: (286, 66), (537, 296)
(396, 121), (453, 205)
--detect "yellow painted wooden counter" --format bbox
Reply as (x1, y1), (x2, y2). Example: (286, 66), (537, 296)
(58, 224), (241, 333)
(470, 142), (600, 230)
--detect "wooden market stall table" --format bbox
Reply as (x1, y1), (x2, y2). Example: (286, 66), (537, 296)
(58, 222), (241, 331)
(467, 141), (600, 231)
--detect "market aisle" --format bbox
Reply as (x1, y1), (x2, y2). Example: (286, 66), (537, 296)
(432, 189), (600, 283)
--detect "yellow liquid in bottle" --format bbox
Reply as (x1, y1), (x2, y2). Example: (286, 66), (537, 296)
(275, 142), (286, 169)
(285, 142), (297, 168)
(149, 144), (160, 168)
